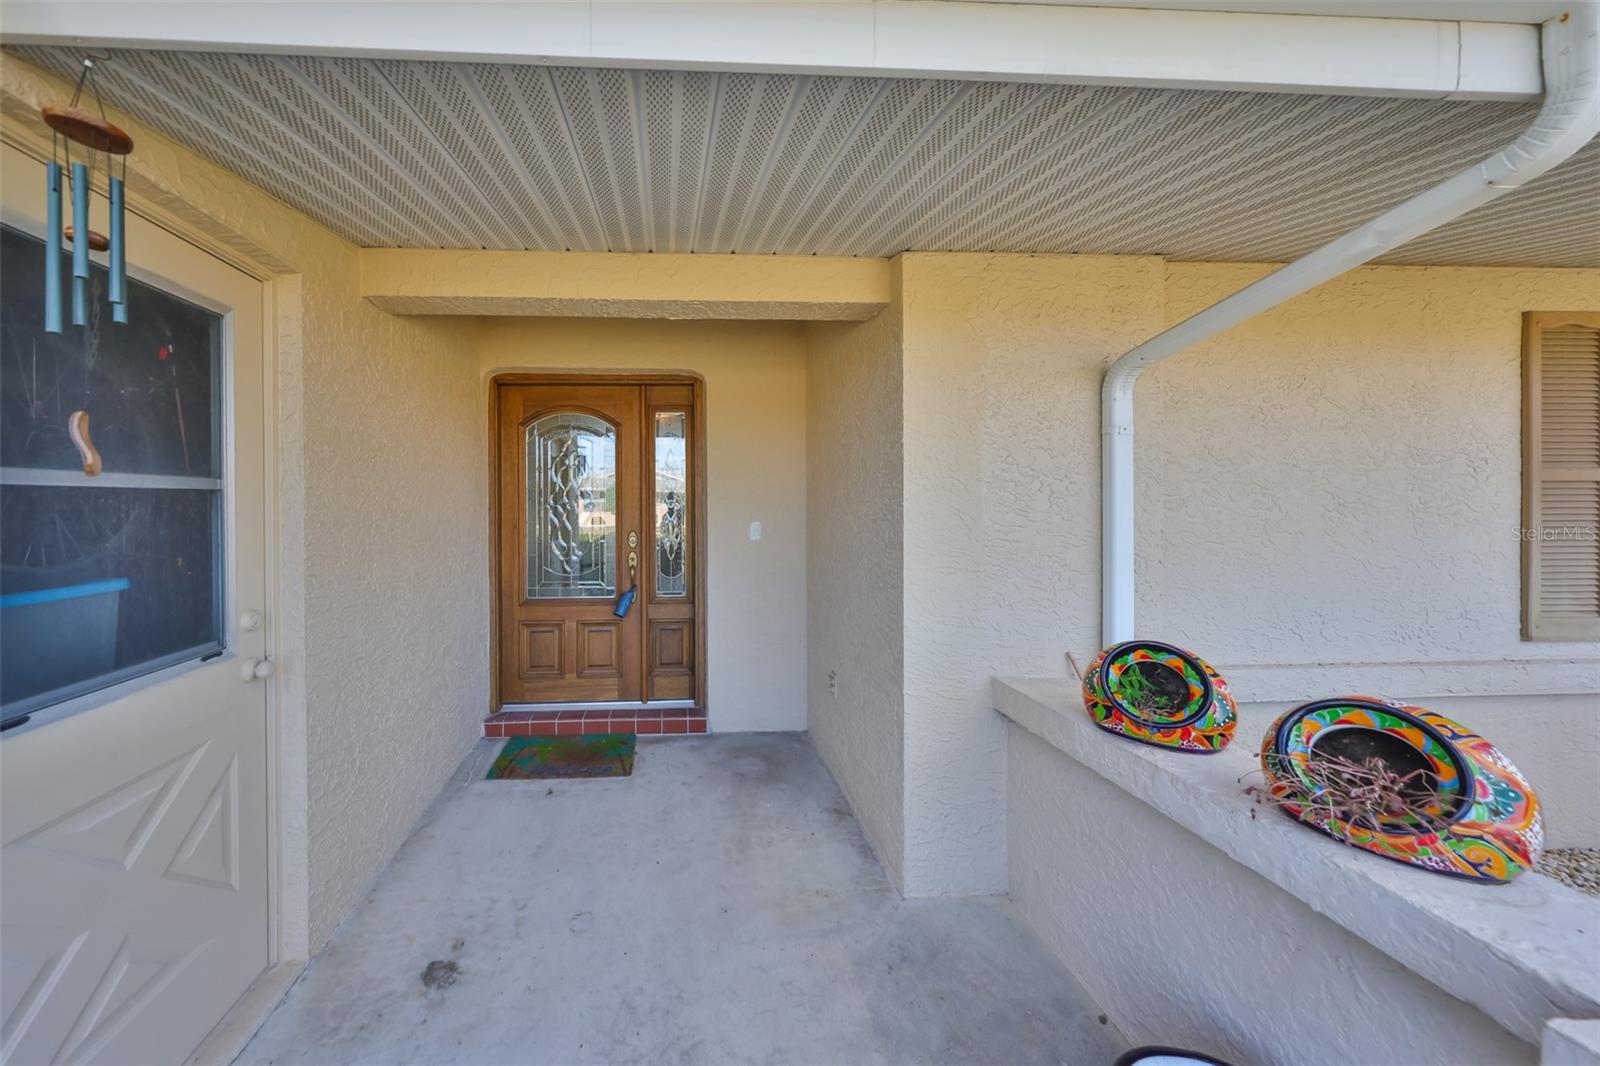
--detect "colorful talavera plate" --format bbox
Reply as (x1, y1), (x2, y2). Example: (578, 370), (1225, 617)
(1260, 696), (1543, 883)
(1081, 640), (1237, 753)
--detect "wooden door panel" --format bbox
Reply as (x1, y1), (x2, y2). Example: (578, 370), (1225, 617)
(577, 622), (622, 679)
(649, 619), (695, 701)
(518, 623), (564, 680)
(652, 622), (689, 669)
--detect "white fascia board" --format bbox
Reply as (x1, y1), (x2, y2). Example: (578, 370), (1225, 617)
(0, 0), (1543, 100)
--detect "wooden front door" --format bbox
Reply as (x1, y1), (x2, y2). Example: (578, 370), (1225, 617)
(496, 380), (700, 706)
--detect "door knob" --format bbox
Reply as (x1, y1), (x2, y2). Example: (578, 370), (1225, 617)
(239, 657), (275, 682)
(240, 609), (262, 632)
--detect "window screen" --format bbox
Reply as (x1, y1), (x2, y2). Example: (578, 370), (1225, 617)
(1, 224), (224, 721)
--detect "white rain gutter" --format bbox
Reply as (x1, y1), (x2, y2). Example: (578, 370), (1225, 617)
(0, 3), (1546, 101)
(1100, 2), (1600, 645)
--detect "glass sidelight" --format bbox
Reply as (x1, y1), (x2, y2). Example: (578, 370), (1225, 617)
(526, 412), (617, 599)
(654, 411), (688, 597)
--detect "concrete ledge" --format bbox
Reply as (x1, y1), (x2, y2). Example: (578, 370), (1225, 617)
(1545, 1019), (1600, 1066)
(993, 676), (1600, 1047)
(360, 249), (891, 321)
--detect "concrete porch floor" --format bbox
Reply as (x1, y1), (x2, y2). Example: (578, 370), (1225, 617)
(240, 734), (1126, 1065)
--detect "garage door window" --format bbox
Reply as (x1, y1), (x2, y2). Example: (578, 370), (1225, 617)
(1, 224), (224, 723)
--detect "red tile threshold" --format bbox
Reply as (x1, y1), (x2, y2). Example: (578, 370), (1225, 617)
(484, 709), (706, 738)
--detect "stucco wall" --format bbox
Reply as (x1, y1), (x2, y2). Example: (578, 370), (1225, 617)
(300, 303), (484, 951)
(1143, 262), (1600, 848)
(879, 252), (1600, 892)
(896, 253), (1167, 896)
(1006, 725), (1537, 1066)
(805, 277), (907, 886)
(1142, 262), (1600, 688)
(1, 58), (489, 955)
(476, 317), (808, 733)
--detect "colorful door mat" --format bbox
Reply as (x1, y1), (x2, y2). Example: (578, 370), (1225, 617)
(487, 734), (635, 779)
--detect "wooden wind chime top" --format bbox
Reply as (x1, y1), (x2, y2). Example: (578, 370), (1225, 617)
(40, 103), (134, 156)
(43, 60), (134, 255)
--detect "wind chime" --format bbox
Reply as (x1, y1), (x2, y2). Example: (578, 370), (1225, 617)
(40, 54), (133, 334)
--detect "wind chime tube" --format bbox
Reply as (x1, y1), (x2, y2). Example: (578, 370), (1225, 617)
(44, 161), (63, 333)
(70, 161), (89, 326)
(71, 275), (87, 327)
(109, 175), (126, 321)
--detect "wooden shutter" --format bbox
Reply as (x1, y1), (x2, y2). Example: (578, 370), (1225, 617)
(1523, 311), (1600, 641)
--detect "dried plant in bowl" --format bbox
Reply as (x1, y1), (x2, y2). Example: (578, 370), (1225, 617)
(1253, 697), (1543, 883)
(1245, 750), (1458, 839)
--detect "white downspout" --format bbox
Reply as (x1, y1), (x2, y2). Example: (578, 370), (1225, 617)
(1100, 3), (1600, 645)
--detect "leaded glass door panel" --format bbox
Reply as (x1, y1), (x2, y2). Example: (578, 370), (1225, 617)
(526, 412), (617, 600)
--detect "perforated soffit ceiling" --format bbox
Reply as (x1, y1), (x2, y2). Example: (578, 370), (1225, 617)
(8, 46), (1597, 267)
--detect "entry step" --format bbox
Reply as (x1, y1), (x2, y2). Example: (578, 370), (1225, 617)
(484, 708), (706, 737)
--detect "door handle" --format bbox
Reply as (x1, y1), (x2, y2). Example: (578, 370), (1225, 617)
(239, 657), (275, 682)
(615, 536), (640, 618)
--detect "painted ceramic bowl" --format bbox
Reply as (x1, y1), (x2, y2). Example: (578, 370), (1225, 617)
(1081, 640), (1237, 753)
(1260, 696), (1543, 883)
(1115, 1049), (1235, 1066)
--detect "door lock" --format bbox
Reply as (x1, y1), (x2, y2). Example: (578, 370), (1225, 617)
(239, 657), (275, 682)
